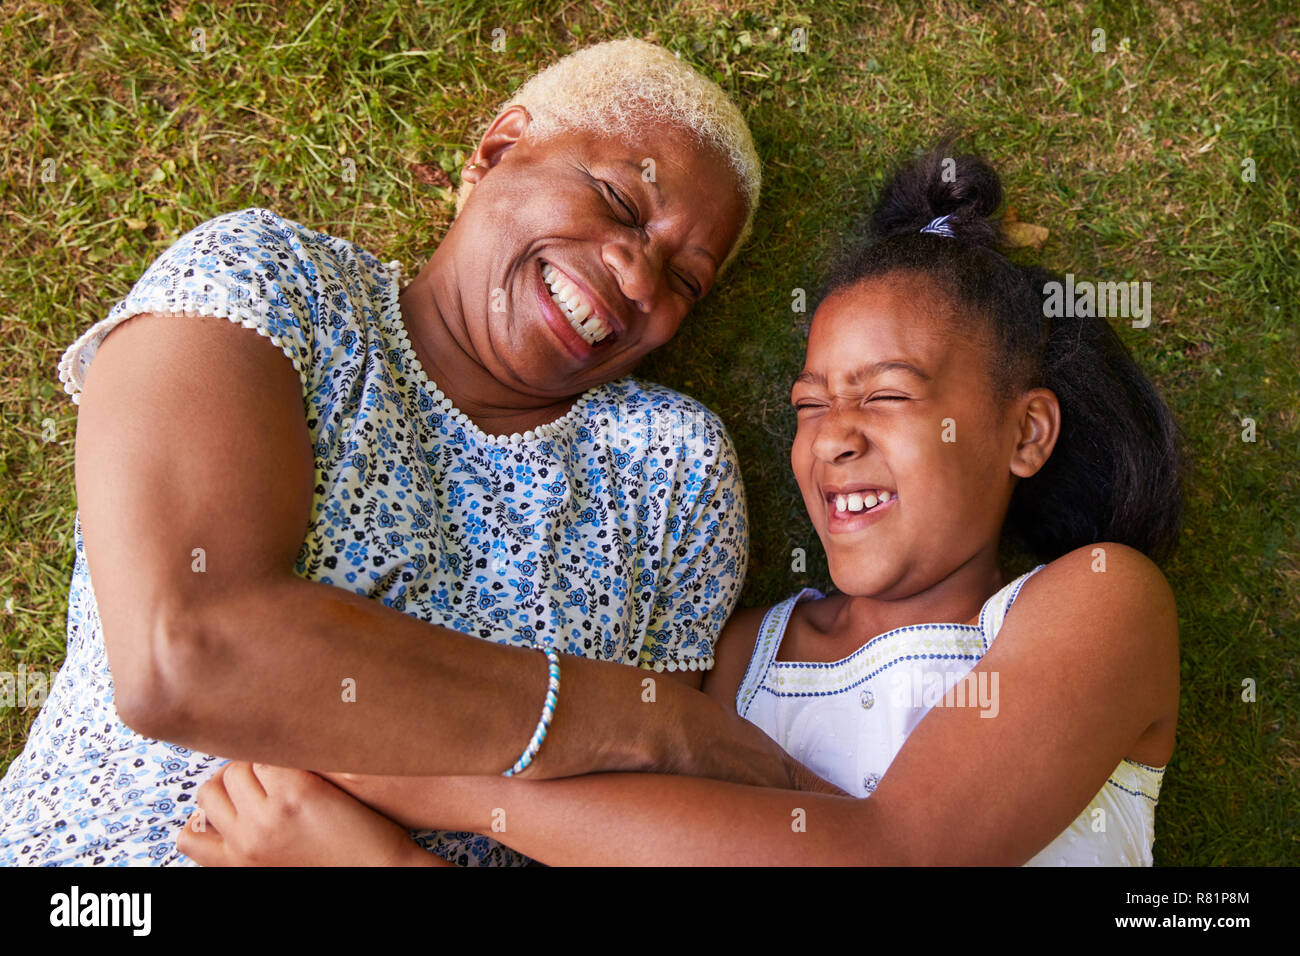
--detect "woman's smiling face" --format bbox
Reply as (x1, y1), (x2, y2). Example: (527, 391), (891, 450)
(790, 273), (1029, 601)
(446, 109), (749, 400)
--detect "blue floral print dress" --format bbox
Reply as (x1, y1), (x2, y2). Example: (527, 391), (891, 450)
(0, 207), (749, 866)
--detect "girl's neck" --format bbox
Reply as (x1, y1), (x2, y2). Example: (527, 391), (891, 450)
(829, 548), (1006, 641)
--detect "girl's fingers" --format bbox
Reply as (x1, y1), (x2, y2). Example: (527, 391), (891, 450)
(221, 759), (269, 807)
(249, 762), (322, 797)
(176, 805), (228, 866)
(193, 762), (240, 834)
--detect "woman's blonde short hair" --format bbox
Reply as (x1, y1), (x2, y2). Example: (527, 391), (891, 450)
(455, 37), (761, 275)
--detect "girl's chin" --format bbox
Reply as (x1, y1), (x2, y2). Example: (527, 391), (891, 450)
(826, 559), (901, 600)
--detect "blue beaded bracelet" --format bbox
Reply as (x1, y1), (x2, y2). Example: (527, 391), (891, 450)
(503, 642), (562, 777)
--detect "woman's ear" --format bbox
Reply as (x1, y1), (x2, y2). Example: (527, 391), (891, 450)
(1009, 388), (1061, 478)
(463, 105), (532, 184)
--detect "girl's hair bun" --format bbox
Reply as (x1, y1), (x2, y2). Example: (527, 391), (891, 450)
(869, 137), (1003, 247)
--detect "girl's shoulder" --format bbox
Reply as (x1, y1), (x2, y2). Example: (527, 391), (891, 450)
(703, 590), (842, 710)
(1000, 543), (1180, 766)
(702, 603), (771, 709)
(999, 542), (1179, 692)
(1013, 543), (1176, 623)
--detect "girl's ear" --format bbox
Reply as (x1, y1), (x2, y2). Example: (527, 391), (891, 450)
(1009, 388), (1061, 478)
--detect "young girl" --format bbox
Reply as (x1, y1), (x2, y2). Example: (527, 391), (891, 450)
(178, 145), (1183, 866)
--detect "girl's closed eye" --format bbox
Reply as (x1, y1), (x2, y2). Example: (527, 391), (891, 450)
(792, 394), (908, 411)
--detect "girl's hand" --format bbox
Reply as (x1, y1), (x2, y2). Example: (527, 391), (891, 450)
(177, 761), (450, 867)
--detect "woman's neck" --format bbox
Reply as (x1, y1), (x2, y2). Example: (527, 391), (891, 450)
(396, 266), (585, 436)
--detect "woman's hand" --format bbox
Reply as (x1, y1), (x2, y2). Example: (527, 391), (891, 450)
(177, 761), (450, 867)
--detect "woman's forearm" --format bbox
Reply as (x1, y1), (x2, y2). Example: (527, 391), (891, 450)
(145, 574), (792, 786)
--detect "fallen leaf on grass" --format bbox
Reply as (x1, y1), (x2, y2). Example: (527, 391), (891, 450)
(1003, 221), (1049, 250)
(410, 163), (451, 187)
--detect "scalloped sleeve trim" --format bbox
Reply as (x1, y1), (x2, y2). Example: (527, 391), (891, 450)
(637, 653), (716, 673)
(58, 290), (311, 406)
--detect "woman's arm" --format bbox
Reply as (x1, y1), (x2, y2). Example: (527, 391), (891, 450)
(332, 545), (1178, 865)
(79, 311), (791, 786)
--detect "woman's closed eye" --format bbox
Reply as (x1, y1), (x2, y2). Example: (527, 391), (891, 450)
(603, 180), (702, 300)
(603, 181), (639, 225)
(675, 271), (703, 300)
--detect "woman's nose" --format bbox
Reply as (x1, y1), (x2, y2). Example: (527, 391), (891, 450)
(602, 241), (663, 314)
(810, 406), (868, 463)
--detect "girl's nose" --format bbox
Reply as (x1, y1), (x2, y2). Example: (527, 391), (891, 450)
(811, 406), (868, 463)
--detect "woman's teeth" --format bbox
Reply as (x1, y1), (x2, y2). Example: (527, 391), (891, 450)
(542, 262), (610, 345)
(834, 490), (892, 513)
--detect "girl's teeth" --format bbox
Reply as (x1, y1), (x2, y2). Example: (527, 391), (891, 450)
(832, 491), (893, 514)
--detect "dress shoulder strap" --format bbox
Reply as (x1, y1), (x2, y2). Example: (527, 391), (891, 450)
(980, 564), (1048, 652)
(735, 588), (823, 719)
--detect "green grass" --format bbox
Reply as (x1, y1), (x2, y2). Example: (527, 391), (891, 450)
(1, 0), (1296, 864)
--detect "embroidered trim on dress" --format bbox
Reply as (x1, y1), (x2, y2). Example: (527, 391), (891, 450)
(637, 656), (714, 673)
(747, 567), (1046, 700)
(379, 260), (607, 448)
(1105, 777), (1160, 804)
(736, 588), (822, 718)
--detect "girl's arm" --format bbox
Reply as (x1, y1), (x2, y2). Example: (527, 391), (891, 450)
(334, 544), (1178, 865)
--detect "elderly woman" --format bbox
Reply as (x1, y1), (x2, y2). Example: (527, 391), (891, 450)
(0, 39), (807, 867)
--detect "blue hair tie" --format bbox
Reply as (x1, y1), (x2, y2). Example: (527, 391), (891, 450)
(919, 214), (956, 237)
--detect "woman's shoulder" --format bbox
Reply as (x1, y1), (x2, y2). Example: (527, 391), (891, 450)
(168, 206), (313, 254)
(161, 207), (390, 287)
(60, 208), (390, 406)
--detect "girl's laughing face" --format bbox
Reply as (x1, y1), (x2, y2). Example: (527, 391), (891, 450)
(790, 273), (1051, 601)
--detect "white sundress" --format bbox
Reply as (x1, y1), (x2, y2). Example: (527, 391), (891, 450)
(736, 567), (1166, 866)
(0, 207), (749, 866)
